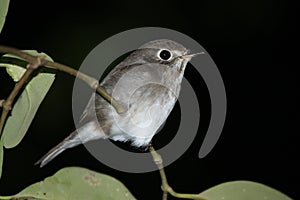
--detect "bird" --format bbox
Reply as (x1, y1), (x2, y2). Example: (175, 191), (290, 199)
(36, 39), (199, 167)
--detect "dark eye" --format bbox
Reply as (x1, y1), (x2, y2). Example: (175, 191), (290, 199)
(158, 49), (172, 61)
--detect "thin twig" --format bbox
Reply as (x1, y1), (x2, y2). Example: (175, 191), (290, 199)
(0, 45), (125, 137)
(43, 60), (125, 114)
(150, 147), (206, 200)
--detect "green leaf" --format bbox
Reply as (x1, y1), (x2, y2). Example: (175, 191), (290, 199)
(0, 0), (10, 34)
(3, 63), (26, 81)
(0, 50), (55, 148)
(0, 167), (136, 200)
(200, 180), (292, 200)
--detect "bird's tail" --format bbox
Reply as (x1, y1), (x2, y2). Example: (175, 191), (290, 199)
(35, 130), (81, 167)
(35, 121), (105, 167)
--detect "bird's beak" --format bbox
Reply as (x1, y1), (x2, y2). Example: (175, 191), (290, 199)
(181, 52), (205, 59)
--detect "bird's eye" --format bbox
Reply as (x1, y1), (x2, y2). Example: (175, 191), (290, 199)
(158, 49), (172, 61)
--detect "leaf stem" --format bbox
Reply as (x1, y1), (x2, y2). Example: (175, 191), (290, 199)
(150, 147), (206, 200)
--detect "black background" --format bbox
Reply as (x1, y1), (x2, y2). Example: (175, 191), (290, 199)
(0, 0), (298, 199)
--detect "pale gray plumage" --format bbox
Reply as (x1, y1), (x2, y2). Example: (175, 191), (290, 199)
(36, 39), (195, 167)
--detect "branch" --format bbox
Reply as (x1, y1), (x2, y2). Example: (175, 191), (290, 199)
(42, 59), (125, 114)
(150, 147), (206, 200)
(0, 55), (45, 137)
(0, 45), (125, 137)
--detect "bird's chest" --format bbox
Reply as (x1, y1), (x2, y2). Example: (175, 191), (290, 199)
(128, 84), (178, 125)
(103, 65), (182, 146)
(110, 84), (178, 145)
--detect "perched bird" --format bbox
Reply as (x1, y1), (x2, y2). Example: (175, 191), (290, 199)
(36, 39), (199, 167)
